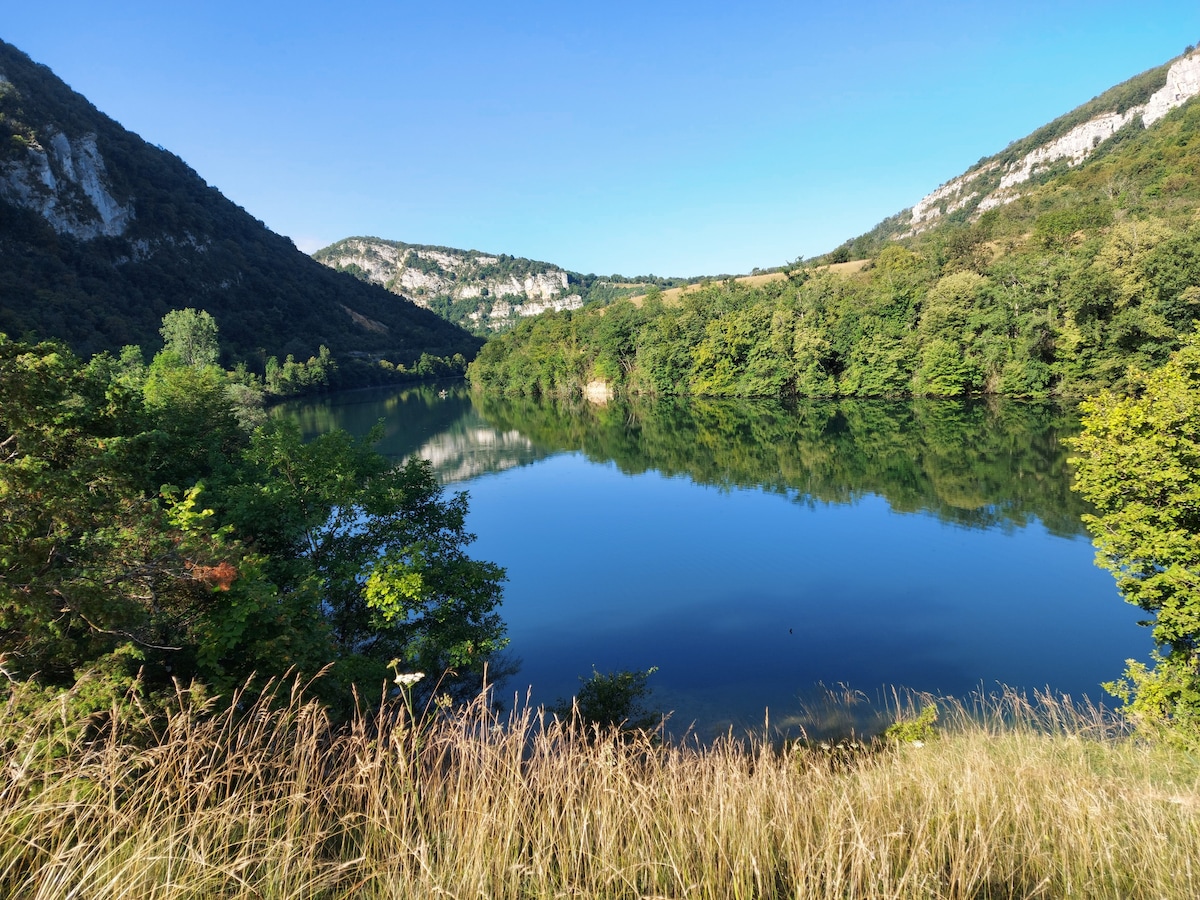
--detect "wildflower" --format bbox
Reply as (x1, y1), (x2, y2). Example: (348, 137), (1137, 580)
(394, 671), (425, 687)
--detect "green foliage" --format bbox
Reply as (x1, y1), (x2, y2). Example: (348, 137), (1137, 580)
(883, 703), (939, 743)
(216, 420), (507, 707)
(1103, 653), (1200, 747)
(471, 194), (1199, 402)
(554, 667), (661, 734)
(0, 325), (507, 717)
(159, 308), (219, 368)
(476, 394), (1090, 536)
(1071, 329), (1200, 744)
(467, 56), (1200, 402)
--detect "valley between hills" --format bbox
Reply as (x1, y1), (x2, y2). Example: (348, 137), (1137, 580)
(4, 33), (1200, 900)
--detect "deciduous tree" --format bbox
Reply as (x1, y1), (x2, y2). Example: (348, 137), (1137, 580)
(1071, 329), (1200, 742)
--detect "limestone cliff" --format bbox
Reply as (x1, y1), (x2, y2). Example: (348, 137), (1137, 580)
(0, 74), (133, 240)
(902, 50), (1200, 235)
(314, 236), (584, 332)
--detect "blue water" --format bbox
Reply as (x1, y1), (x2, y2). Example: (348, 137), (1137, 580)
(281, 386), (1149, 735)
(463, 453), (1143, 734)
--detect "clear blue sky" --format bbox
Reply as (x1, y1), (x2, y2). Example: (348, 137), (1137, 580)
(6, 2), (1200, 276)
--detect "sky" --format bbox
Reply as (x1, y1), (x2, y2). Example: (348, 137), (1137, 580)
(6, 2), (1200, 277)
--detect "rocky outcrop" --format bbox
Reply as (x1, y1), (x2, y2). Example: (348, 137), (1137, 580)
(456, 271), (569, 302)
(908, 167), (995, 231)
(0, 127), (133, 239)
(584, 380), (613, 404)
(468, 293), (583, 328)
(904, 51), (1200, 235)
(315, 236), (583, 331)
(1143, 52), (1200, 125)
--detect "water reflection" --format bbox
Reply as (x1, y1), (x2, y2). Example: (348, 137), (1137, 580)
(283, 385), (1088, 535)
(278, 385), (1137, 735)
(279, 382), (548, 483)
(473, 395), (1090, 537)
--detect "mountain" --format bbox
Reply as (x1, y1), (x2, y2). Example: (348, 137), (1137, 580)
(827, 49), (1200, 260)
(469, 47), (1200, 401)
(315, 238), (584, 333)
(0, 40), (480, 376)
(313, 236), (707, 334)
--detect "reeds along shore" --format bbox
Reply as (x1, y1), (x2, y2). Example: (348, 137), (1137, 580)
(0, 679), (1197, 899)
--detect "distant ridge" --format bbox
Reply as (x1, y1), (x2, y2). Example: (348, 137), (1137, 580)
(829, 47), (1200, 259)
(313, 236), (701, 334)
(0, 40), (480, 373)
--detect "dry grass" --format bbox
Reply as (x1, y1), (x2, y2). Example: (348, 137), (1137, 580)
(0, 681), (1197, 899)
(628, 262), (870, 307)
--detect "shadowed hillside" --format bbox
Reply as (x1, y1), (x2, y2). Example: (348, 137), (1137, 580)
(0, 40), (480, 379)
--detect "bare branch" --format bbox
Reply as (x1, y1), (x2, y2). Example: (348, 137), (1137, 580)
(73, 610), (183, 652)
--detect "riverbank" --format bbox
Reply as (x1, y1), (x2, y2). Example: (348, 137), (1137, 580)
(3, 682), (1196, 899)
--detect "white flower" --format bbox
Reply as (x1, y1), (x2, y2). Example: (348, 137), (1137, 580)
(394, 671), (425, 687)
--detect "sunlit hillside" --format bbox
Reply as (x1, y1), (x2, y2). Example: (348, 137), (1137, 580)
(469, 49), (1200, 401)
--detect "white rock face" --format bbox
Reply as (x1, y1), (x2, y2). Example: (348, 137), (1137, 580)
(467, 293), (583, 330)
(320, 238), (402, 283)
(0, 130), (133, 239)
(904, 51), (1200, 234)
(517, 293), (583, 316)
(319, 237), (580, 329)
(996, 109), (1140, 192)
(1143, 52), (1200, 125)
(398, 268), (448, 293)
(909, 166), (996, 231)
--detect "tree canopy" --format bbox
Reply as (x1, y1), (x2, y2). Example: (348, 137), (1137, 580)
(1071, 328), (1200, 742)
(469, 97), (1200, 402)
(0, 323), (507, 715)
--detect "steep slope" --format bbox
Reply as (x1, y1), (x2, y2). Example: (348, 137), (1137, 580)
(470, 48), (1200, 400)
(315, 238), (585, 332)
(314, 237), (706, 333)
(831, 49), (1200, 258)
(0, 40), (480, 373)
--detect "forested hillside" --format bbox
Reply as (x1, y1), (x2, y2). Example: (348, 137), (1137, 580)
(0, 41), (480, 381)
(470, 50), (1200, 400)
(314, 236), (698, 334)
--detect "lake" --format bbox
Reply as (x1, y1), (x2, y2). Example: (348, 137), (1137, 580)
(281, 383), (1148, 736)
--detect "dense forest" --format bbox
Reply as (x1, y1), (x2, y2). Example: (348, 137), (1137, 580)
(470, 76), (1200, 400)
(0, 41), (480, 383)
(0, 316), (508, 718)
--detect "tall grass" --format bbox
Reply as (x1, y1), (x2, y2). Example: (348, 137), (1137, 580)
(0, 679), (1197, 899)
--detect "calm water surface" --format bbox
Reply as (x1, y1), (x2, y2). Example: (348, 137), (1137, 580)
(282, 384), (1147, 735)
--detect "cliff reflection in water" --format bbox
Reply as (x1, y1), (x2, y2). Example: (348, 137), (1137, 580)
(472, 394), (1090, 537)
(281, 385), (1089, 537)
(278, 382), (548, 483)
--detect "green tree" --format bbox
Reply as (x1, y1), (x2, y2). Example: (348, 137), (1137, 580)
(1071, 329), (1200, 742)
(554, 667), (661, 736)
(213, 419), (507, 706)
(0, 336), (265, 687)
(159, 308), (220, 368)
(0, 333), (507, 713)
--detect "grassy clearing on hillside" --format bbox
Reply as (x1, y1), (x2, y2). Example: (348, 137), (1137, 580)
(627, 261), (870, 307)
(0, 680), (1197, 899)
